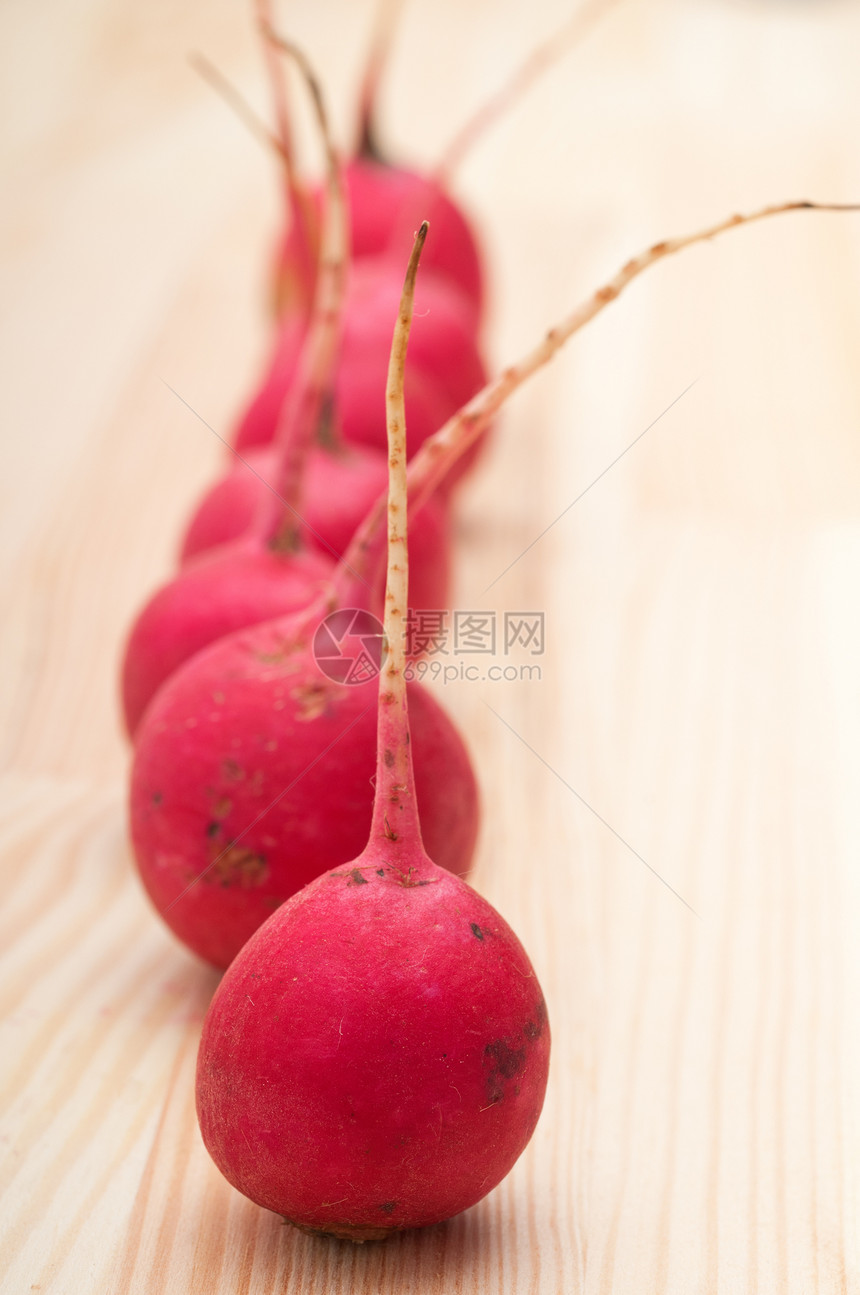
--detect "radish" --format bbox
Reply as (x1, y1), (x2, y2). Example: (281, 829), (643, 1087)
(131, 410), (477, 967)
(231, 275), (482, 476)
(178, 441), (452, 620)
(195, 224), (550, 1239)
(267, 0), (484, 328)
(270, 0), (626, 330)
(187, 33), (460, 582)
(121, 39), (351, 738)
(131, 198), (856, 964)
(255, 0), (484, 326)
(275, 156), (485, 329)
(181, 42), (453, 614)
(120, 540), (332, 739)
(251, 10), (489, 473)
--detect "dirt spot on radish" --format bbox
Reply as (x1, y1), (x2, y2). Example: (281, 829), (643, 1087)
(378, 1201), (397, 1214)
(523, 996), (548, 1041)
(483, 1039), (527, 1105)
(207, 846), (268, 889)
(330, 867), (370, 886)
(470, 922), (484, 941)
(221, 759), (244, 783)
(292, 679), (333, 720)
(254, 635), (302, 666)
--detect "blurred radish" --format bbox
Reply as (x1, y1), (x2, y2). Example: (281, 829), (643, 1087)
(232, 266), (482, 472)
(271, 0), (627, 328)
(179, 440), (452, 619)
(268, 0), (484, 327)
(195, 224), (550, 1237)
(132, 198), (857, 962)
(182, 41), (453, 612)
(120, 541), (332, 740)
(121, 40), (351, 738)
(235, 18), (488, 470)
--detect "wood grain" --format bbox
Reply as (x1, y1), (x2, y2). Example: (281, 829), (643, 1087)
(2, 0), (860, 1290)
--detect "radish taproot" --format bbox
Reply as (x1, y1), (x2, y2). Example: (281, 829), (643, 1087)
(195, 223), (550, 1238)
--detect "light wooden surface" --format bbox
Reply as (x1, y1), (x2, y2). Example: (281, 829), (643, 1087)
(2, 0), (860, 1290)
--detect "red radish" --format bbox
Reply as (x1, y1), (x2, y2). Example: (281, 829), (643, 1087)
(131, 198), (856, 964)
(133, 366), (476, 966)
(232, 289), (479, 472)
(130, 627), (479, 968)
(131, 443), (478, 967)
(179, 441), (452, 618)
(181, 37), (459, 606)
(219, 14), (488, 487)
(256, 0), (484, 325)
(268, 1), (484, 324)
(122, 40), (351, 738)
(275, 157), (485, 329)
(196, 225), (550, 1238)
(328, 254), (487, 461)
(269, 0), (627, 330)
(121, 542), (332, 739)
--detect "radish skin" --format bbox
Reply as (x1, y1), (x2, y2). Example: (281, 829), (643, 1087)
(179, 441), (452, 619)
(120, 541), (331, 738)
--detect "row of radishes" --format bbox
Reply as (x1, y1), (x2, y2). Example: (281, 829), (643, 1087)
(120, 1), (855, 1244)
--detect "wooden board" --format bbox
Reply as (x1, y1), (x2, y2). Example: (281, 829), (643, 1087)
(2, 0), (860, 1289)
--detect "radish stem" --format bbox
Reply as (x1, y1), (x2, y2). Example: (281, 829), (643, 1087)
(258, 39), (349, 552)
(370, 222), (428, 852)
(436, 0), (628, 183)
(356, 0), (406, 160)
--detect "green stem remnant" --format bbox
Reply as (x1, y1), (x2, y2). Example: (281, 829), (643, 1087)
(369, 222), (429, 855)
